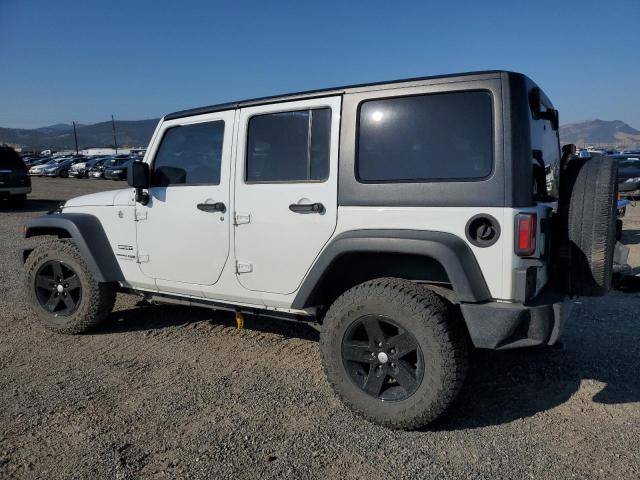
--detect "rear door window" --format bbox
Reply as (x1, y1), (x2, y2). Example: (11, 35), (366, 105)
(357, 91), (493, 182)
(246, 108), (331, 183)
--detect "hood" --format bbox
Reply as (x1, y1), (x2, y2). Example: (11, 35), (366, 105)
(64, 188), (132, 208)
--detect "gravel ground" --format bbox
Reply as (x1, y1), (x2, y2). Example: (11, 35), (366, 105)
(1, 177), (639, 479)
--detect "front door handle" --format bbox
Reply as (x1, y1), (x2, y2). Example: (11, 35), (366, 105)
(197, 202), (226, 213)
(289, 202), (325, 214)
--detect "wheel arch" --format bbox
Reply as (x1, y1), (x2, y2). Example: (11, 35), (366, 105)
(23, 213), (124, 283)
(291, 229), (491, 310)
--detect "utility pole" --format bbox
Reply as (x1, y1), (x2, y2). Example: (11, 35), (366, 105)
(72, 121), (79, 155)
(111, 115), (118, 155)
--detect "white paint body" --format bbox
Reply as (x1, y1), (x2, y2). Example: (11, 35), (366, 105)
(63, 96), (548, 313)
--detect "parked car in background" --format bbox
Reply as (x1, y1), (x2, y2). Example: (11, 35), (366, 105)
(615, 155), (640, 198)
(69, 157), (111, 178)
(21, 155), (45, 166)
(24, 157), (49, 168)
(101, 156), (133, 180)
(88, 162), (107, 178)
(42, 157), (84, 178)
(88, 155), (128, 179)
(1, 146), (31, 205)
(29, 159), (58, 176)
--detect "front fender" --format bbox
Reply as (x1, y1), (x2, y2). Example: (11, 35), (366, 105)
(24, 212), (124, 283)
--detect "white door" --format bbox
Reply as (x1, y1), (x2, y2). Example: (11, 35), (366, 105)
(136, 111), (235, 285)
(234, 97), (341, 294)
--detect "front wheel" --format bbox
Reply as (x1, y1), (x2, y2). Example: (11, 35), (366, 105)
(320, 278), (468, 430)
(24, 239), (116, 334)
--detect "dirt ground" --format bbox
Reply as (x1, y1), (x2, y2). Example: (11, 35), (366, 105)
(1, 177), (639, 479)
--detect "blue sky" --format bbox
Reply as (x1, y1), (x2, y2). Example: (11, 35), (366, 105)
(1, 0), (638, 129)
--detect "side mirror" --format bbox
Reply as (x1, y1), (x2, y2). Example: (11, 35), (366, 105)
(127, 161), (150, 189)
(127, 161), (150, 205)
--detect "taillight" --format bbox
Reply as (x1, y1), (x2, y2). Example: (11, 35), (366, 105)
(515, 213), (537, 256)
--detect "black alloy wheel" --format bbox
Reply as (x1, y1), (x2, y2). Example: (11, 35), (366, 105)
(34, 260), (82, 315)
(342, 315), (424, 401)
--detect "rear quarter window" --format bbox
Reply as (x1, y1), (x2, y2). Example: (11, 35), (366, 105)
(528, 89), (560, 199)
(357, 91), (493, 182)
(0, 147), (25, 170)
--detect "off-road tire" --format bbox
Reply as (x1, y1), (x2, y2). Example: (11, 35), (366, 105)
(555, 157), (617, 296)
(320, 277), (468, 430)
(24, 239), (116, 334)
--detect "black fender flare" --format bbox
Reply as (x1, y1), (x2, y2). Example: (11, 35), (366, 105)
(23, 213), (124, 283)
(291, 229), (492, 309)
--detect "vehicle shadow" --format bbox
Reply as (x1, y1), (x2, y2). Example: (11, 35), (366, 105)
(430, 293), (640, 431)
(0, 198), (61, 213)
(96, 302), (320, 342)
(95, 293), (639, 431)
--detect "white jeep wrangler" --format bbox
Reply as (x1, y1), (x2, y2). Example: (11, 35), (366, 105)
(22, 71), (618, 429)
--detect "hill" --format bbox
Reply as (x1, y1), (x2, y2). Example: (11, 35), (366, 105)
(0, 119), (159, 150)
(560, 119), (640, 147)
(3, 117), (640, 151)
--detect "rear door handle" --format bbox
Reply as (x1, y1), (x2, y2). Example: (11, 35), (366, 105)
(289, 202), (325, 214)
(197, 202), (226, 213)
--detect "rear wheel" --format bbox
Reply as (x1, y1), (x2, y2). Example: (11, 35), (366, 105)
(320, 278), (468, 430)
(24, 239), (116, 334)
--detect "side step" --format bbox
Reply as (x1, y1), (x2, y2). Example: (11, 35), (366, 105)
(131, 290), (321, 331)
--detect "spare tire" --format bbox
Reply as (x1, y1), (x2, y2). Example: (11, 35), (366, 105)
(554, 156), (617, 296)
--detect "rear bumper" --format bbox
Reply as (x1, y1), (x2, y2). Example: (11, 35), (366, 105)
(460, 290), (571, 350)
(0, 186), (31, 196)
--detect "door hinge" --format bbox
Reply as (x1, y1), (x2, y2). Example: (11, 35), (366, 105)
(135, 209), (147, 221)
(236, 261), (253, 274)
(137, 254), (150, 263)
(234, 212), (251, 225)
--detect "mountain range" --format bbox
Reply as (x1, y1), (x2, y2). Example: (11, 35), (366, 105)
(1, 118), (639, 151)
(559, 119), (640, 147)
(0, 119), (159, 151)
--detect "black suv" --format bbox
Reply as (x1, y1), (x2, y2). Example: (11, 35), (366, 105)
(0, 146), (31, 205)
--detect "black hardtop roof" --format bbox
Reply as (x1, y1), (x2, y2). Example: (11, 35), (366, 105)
(165, 70), (524, 121)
